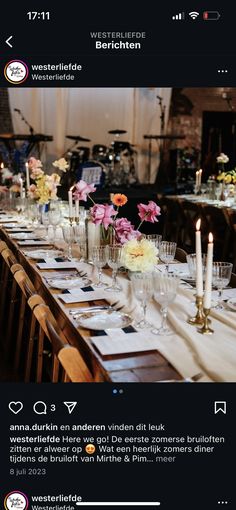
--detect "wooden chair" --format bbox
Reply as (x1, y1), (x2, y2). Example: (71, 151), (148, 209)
(175, 247), (187, 263)
(0, 246), (18, 336)
(28, 300), (93, 383)
(10, 264), (40, 378)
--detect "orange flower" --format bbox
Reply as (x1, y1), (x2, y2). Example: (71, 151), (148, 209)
(112, 193), (128, 207)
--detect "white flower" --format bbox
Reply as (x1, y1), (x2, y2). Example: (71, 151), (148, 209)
(217, 153), (229, 164)
(1, 168), (13, 180)
(52, 158), (69, 172)
(121, 238), (158, 273)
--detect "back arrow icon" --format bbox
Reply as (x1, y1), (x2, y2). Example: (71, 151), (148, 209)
(6, 36), (13, 48)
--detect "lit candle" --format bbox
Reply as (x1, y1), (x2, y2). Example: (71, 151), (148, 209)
(25, 162), (30, 190)
(68, 187), (73, 218)
(195, 170), (199, 188)
(1, 162), (4, 169)
(75, 199), (79, 218)
(195, 219), (203, 297)
(203, 233), (214, 309)
(199, 169), (202, 188)
(19, 176), (24, 199)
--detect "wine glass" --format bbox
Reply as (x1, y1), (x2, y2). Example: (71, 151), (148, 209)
(42, 211), (50, 238)
(49, 208), (61, 239)
(28, 203), (39, 226)
(159, 241), (177, 273)
(73, 223), (86, 261)
(144, 234), (162, 254)
(91, 246), (107, 288)
(130, 272), (153, 328)
(152, 273), (179, 335)
(62, 224), (76, 260)
(186, 253), (207, 280)
(105, 245), (122, 292)
(212, 261), (233, 310)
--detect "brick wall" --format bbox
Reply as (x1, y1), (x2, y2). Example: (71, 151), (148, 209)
(168, 87), (236, 150)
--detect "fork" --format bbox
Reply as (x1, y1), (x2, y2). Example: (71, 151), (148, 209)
(69, 301), (122, 317)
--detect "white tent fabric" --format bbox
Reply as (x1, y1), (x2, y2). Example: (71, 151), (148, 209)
(8, 87), (171, 183)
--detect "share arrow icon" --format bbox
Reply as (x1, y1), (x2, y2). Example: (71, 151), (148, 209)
(63, 401), (77, 414)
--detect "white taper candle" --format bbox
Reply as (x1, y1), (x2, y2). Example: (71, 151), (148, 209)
(68, 188), (73, 218)
(25, 162), (30, 190)
(203, 233), (214, 309)
(195, 218), (203, 296)
(75, 199), (79, 218)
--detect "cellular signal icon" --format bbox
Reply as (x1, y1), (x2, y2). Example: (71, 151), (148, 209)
(172, 12), (185, 20)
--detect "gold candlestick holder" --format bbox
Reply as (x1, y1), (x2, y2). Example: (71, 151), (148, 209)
(198, 308), (214, 335)
(74, 216), (80, 225)
(69, 217), (74, 226)
(188, 295), (204, 325)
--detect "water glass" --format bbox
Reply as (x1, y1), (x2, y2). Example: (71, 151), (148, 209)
(91, 246), (108, 288)
(62, 224), (76, 260)
(186, 253), (207, 280)
(159, 241), (177, 272)
(152, 273), (179, 335)
(144, 234), (162, 253)
(49, 208), (61, 238)
(105, 245), (122, 292)
(212, 261), (233, 309)
(130, 272), (153, 328)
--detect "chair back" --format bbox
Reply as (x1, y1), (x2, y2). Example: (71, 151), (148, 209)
(30, 301), (93, 382)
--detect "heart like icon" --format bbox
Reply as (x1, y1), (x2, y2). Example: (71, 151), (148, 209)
(8, 401), (23, 414)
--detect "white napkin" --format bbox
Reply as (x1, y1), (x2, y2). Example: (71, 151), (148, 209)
(212, 288), (236, 300)
(59, 289), (106, 304)
(18, 240), (52, 246)
(37, 261), (78, 269)
(91, 331), (155, 356)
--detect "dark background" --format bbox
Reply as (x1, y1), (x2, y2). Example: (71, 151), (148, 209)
(1, 383), (235, 509)
(0, 2), (236, 86)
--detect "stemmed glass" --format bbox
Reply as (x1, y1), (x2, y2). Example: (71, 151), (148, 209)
(144, 234), (162, 253)
(42, 211), (50, 238)
(212, 261), (233, 310)
(28, 203), (40, 226)
(49, 208), (61, 239)
(91, 246), (108, 288)
(130, 272), (153, 328)
(159, 241), (177, 273)
(62, 224), (76, 260)
(152, 273), (180, 335)
(73, 223), (86, 261)
(105, 245), (122, 292)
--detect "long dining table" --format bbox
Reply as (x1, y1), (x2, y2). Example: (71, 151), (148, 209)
(1, 211), (236, 383)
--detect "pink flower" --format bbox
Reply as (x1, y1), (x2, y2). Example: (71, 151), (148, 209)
(73, 180), (96, 202)
(31, 167), (44, 179)
(114, 217), (141, 245)
(91, 204), (116, 230)
(28, 157), (42, 171)
(28, 183), (37, 199)
(137, 200), (161, 223)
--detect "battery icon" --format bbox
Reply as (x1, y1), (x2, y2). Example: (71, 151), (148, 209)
(203, 11), (221, 20)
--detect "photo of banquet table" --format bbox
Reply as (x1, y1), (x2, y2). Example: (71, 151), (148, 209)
(1, 211), (236, 383)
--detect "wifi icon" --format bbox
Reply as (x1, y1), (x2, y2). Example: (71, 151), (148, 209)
(189, 11), (200, 19)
